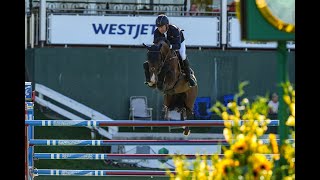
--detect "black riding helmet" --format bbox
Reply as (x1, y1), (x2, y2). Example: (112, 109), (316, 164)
(156, 14), (169, 27)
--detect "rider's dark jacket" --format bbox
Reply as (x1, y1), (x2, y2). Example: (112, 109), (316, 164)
(153, 24), (185, 50)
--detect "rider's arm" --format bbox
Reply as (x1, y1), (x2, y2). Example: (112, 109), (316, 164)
(169, 28), (181, 50)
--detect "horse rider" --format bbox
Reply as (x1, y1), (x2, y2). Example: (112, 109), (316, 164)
(143, 14), (196, 88)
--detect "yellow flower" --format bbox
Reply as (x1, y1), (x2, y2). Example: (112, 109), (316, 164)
(283, 95), (291, 105)
(223, 128), (232, 142)
(199, 161), (206, 170)
(273, 154), (280, 161)
(227, 102), (237, 109)
(286, 115), (295, 126)
(224, 150), (233, 159)
(222, 111), (229, 120)
(290, 103), (295, 117)
(266, 119), (271, 124)
(252, 154), (273, 178)
(229, 115), (235, 120)
(224, 120), (232, 128)
(257, 144), (270, 154)
(247, 135), (258, 151)
(257, 115), (266, 121)
(218, 159), (235, 175)
(263, 125), (268, 131)
(168, 173), (175, 180)
(236, 134), (245, 141)
(283, 176), (294, 180)
(256, 127), (264, 137)
(234, 160), (240, 166)
(234, 110), (241, 118)
(240, 125), (246, 132)
(234, 118), (240, 127)
(182, 170), (190, 177)
(231, 139), (248, 154)
(269, 134), (279, 160)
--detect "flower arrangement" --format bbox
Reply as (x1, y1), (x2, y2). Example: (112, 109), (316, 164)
(167, 81), (295, 179)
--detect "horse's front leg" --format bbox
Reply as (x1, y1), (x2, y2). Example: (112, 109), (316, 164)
(162, 105), (169, 120)
(157, 65), (170, 91)
(156, 71), (165, 91)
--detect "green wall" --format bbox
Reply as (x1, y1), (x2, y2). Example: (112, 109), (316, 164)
(25, 47), (295, 119)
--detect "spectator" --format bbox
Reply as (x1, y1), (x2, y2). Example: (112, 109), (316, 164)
(138, 5), (151, 15)
(228, 1), (236, 12)
(186, 3), (200, 16)
(268, 93), (279, 117)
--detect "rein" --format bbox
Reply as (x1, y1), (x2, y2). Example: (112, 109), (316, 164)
(159, 50), (183, 94)
(148, 49), (176, 75)
(147, 42), (184, 93)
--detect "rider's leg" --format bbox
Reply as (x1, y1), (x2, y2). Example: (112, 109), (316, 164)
(179, 41), (196, 87)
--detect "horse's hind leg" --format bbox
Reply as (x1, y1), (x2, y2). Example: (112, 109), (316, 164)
(162, 94), (172, 120)
(162, 105), (169, 120)
(186, 107), (195, 120)
(182, 108), (193, 136)
(183, 88), (198, 136)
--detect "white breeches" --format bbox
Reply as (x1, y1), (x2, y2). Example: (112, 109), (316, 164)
(179, 41), (187, 61)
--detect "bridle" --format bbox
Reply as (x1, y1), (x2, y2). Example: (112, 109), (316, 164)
(148, 47), (178, 75)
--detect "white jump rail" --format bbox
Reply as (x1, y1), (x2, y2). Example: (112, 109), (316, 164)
(34, 83), (118, 139)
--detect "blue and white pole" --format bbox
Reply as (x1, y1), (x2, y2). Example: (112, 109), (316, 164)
(25, 82), (34, 180)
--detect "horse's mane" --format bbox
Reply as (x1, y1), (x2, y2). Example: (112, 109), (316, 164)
(147, 44), (161, 64)
(158, 40), (170, 53)
(147, 40), (171, 63)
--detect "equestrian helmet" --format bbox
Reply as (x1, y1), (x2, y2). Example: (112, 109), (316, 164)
(156, 14), (169, 27)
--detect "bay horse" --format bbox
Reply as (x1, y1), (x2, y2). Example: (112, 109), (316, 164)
(143, 40), (198, 135)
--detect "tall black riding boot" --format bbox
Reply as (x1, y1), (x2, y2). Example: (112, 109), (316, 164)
(143, 61), (151, 85)
(182, 58), (196, 87)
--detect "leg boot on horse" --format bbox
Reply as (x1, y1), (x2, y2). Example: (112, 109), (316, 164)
(182, 58), (196, 87)
(143, 61), (156, 88)
(182, 108), (195, 136)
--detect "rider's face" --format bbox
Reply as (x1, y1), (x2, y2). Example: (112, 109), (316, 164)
(157, 25), (167, 34)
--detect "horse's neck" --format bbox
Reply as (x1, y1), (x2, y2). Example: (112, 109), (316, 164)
(160, 48), (170, 59)
(163, 56), (182, 92)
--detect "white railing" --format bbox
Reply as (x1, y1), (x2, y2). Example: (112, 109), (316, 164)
(25, 13), (35, 49)
(34, 83), (118, 139)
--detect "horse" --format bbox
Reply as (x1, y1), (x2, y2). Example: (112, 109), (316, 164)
(143, 40), (198, 136)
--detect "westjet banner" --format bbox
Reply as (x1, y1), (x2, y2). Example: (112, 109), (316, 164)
(48, 15), (220, 47)
(228, 17), (295, 49)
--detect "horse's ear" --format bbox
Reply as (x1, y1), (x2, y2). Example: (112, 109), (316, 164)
(159, 43), (163, 50)
(142, 43), (151, 50)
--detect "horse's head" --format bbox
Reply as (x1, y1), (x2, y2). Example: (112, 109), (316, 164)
(144, 40), (180, 91)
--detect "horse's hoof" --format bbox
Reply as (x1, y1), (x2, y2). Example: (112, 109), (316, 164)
(183, 127), (190, 136)
(147, 82), (154, 86)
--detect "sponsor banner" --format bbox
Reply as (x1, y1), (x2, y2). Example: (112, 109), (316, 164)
(228, 17), (295, 49)
(48, 15), (220, 47)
